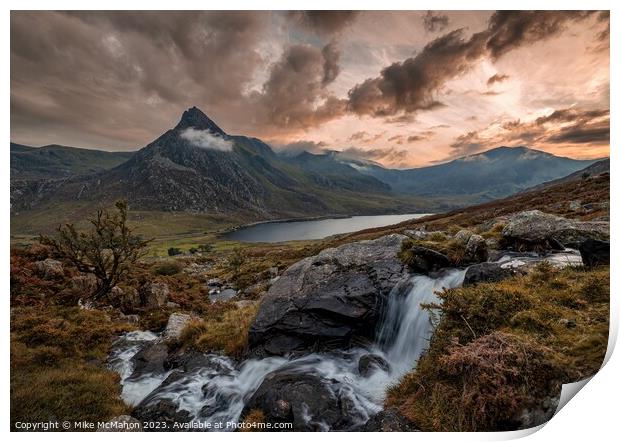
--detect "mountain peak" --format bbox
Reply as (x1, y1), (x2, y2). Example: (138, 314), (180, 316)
(175, 106), (226, 135)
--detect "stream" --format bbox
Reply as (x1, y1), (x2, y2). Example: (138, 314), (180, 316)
(109, 269), (466, 430)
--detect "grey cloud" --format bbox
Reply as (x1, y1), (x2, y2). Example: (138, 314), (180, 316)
(347, 11), (593, 118)
(423, 11), (450, 32)
(448, 107), (609, 158)
(290, 11), (360, 35)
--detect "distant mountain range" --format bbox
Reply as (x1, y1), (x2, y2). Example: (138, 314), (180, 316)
(10, 143), (133, 180)
(10, 107), (604, 225)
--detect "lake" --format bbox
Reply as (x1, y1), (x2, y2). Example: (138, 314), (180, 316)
(223, 213), (431, 243)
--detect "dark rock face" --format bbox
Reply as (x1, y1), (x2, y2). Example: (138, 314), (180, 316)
(242, 370), (348, 431)
(127, 342), (169, 380)
(131, 399), (191, 431)
(579, 239), (610, 267)
(363, 409), (419, 432)
(463, 262), (521, 286)
(247, 234), (408, 356)
(358, 354), (390, 377)
(502, 210), (609, 250)
(406, 246), (451, 273)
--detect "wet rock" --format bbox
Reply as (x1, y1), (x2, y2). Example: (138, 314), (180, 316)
(242, 370), (344, 431)
(464, 234), (488, 263)
(131, 399), (191, 431)
(128, 342), (169, 380)
(163, 313), (192, 341)
(98, 415), (143, 432)
(579, 239), (610, 267)
(363, 409), (419, 432)
(502, 210), (609, 250)
(463, 262), (520, 286)
(34, 258), (63, 279)
(248, 234), (408, 356)
(209, 288), (237, 303)
(358, 354), (390, 377)
(406, 246), (451, 273)
(163, 350), (229, 372)
(139, 282), (170, 309)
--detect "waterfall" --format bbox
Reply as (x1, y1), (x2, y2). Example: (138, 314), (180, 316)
(109, 268), (467, 430)
(379, 269), (467, 376)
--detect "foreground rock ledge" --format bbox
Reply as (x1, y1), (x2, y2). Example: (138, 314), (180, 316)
(248, 234), (409, 356)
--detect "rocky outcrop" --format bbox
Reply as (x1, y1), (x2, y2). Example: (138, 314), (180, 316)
(363, 409), (419, 432)
(502, 210), (609, 250)
(34, 258), (63, 279)
(138, 282), (170, 309)
(579, 239), (610, 267)
(242, 370), (355, 431)
(248, 234), (408, 356)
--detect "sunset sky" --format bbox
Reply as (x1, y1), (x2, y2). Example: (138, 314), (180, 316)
(10, 10), (610, 168)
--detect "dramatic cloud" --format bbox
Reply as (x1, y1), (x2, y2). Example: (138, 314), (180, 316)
(180, 128), (233, 151)
(337, 146), (412, 168)
(423, 11), (450, 32)
(249, 43), (347, 132)
(10, 11), (610, 167)
(290, 11), (360, 35)
(447, 107), (609, 159)
(347, 11), (594, 118)
(487, 73), (509, 85)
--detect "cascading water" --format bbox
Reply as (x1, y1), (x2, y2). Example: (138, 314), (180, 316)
(108, 268), (467, 430)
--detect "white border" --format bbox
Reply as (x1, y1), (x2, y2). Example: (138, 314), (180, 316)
(3, 1), (616, 441)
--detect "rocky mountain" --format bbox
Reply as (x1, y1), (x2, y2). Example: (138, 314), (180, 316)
(526, 158), (610, 192)
(11, 108), (414, 219)
(336, 146), (599, 202)
(10, 143), (134, 180)
(10, 107), (605, 223)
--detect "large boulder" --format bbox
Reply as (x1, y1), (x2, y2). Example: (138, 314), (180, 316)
(139, 282), (170, 309)
(502, 210), (609, 250)
(363, 409), (419, 432)
(34, 258), (64, 279)
(242, 370), (347, 431)
(127, 342), (169, 380)
(579, 239), (610, 267)
(247, 234), (408, 356)
(163, 313), (192, 341)
(464, 234), (488, 263)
